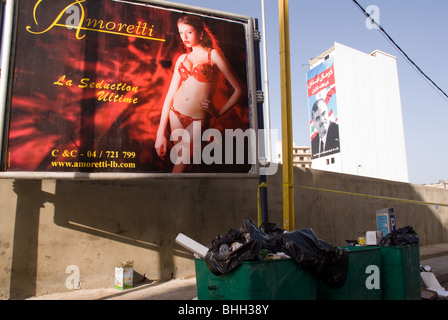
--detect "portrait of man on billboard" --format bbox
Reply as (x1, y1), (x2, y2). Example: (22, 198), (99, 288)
(307, 57), (340, 159)
(310, 94), (339, 159)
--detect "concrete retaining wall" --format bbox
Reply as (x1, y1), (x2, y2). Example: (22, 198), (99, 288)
(1, 166), (447, 299)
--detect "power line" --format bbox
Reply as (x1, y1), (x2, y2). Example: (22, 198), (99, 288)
(352, 0), (448, 102)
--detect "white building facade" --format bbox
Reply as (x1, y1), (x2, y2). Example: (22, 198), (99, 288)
(307, 43), (409, 182)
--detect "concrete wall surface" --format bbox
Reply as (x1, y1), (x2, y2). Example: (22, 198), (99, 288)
(1, 166), (447, 299)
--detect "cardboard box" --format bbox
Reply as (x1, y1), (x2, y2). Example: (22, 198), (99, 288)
(175, 233), (208, 258)
(115, 266), (133, 290)
(366, 231), (383, 245)
(376, 208), (396, 237)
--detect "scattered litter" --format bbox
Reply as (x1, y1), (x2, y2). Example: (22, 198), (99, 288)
(420, 271), (448, 299)
(420, 265), (434, 272)
(175, 233), (208, 258)
(115, 261), (134, 290)
(120, 260), (134, 268)
(421, 288), (437, 300)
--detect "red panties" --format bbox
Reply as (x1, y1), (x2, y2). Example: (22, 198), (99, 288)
(170, 105), (209, 128)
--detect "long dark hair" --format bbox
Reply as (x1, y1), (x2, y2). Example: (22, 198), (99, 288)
(177, 15), (220, 52)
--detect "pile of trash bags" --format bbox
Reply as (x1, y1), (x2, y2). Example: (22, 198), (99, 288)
(379, 225), (419, 246)
(205, 218), (349, 289)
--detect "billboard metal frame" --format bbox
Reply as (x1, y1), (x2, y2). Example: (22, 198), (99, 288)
(0, 0), (261, 180)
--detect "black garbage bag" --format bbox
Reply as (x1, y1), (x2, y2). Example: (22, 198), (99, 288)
(379, 226), (419, 246)
(205, 218), (349, 287)
(205, 218), (285, 275)
(205, 225), (260, 276)
(244, 218), (285, 254)
(282, 228), (349, 289)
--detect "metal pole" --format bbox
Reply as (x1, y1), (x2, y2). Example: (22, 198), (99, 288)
(0, 0), (14, 166)
(253, 18), (268, 225)
(278, 0), (294, 231)
(261, 0), (272, 163)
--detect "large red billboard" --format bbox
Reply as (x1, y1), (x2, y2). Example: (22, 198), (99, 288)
(0, 0), (255, 176)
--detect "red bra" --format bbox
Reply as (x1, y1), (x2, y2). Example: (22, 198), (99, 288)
(178, 51), (215, 83)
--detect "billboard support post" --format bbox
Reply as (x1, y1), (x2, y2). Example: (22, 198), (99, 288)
(0, 0), (14, 164)
(260, 0), (272, 163)
(278, 0), (294, 231)
(252, 18), (268, 226)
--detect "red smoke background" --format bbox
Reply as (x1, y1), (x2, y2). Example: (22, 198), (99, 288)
(4, 0), (250, 173)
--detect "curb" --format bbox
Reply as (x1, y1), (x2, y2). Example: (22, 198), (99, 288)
(420, 244), (448, 287)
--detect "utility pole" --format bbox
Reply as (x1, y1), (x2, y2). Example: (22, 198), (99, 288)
(278, 0), (294, 231)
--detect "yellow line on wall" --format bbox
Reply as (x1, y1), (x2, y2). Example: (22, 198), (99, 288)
(297, 185), (447, 208)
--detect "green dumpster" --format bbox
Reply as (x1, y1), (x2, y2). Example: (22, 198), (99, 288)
(195, 258), (316, 300)
(317, 246), (382, 300)
(379, 244), (421, 300)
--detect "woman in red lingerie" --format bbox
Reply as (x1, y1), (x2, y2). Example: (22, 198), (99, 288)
(155, 14), (243, 173)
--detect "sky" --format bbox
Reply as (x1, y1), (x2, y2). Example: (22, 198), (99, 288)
(165, 0), (448, 185)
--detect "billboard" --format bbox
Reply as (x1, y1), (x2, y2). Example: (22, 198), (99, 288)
(0, 0), (258, 177)
(307, 57), (340, 159)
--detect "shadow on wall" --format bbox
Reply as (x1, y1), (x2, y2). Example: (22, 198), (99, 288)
(9, 180), (54, 299)
(8, 166), (447, 298)
(9, 177), (258, 299)
(52, 179), (195, 279)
